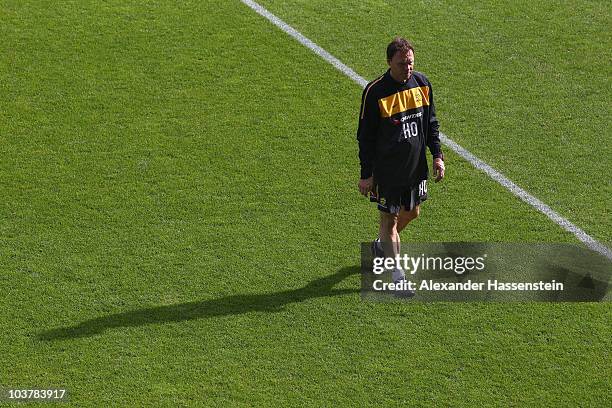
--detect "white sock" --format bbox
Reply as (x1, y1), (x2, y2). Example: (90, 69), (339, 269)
(392, 267), (406, 283)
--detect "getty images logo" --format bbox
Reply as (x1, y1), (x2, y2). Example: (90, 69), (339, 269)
(372, 254), (487, 275)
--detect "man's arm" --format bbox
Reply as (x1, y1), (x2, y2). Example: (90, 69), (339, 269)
(426, 81), (445, 182)
(357, 82), (380, 194)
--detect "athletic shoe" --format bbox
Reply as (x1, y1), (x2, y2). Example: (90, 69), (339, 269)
(392, 268), (415, 298)
(393, 278), (416, 298)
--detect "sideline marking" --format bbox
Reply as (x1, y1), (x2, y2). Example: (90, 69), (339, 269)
(241, 0), (611, 261)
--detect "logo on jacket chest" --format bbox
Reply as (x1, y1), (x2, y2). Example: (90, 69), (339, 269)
(390, 112), (423, 140)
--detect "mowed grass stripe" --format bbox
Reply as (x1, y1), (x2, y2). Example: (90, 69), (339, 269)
(1, 1), (610, 406)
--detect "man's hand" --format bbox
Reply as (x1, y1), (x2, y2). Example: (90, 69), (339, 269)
(433, 158), (445, 182)
(358, 176), (374, 196)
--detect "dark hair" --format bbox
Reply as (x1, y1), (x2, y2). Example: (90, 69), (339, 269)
(386, 37), (414, 61)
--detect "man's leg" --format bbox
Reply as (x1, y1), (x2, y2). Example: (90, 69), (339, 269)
(379, 211), (400, 258)
(397, 205), (420, 233)
(379, 210), (413, 296)
(375, 201), (420, 255)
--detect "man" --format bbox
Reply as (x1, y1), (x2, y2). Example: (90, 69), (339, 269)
(357, 37), (445, 286)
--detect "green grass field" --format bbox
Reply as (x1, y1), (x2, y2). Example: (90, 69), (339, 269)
(1, 0), (610, 406)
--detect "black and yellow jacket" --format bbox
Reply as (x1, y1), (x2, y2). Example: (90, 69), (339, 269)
(357, 69), (443, 188)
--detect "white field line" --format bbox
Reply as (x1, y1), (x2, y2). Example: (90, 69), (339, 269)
(241, 0), (612, 261)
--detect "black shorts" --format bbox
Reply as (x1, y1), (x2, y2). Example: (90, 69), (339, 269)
(371, 180), (427, 214)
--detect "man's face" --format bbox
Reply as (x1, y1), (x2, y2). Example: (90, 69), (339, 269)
(388, 49), (414, 82)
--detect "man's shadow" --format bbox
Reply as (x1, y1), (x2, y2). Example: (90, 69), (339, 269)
(38, 266), (360, 341)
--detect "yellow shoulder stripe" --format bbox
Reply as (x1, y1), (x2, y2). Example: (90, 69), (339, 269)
(360, 75), (385, 119)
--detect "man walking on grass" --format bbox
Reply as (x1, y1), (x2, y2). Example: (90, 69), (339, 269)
(357, 37), (445, 288)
